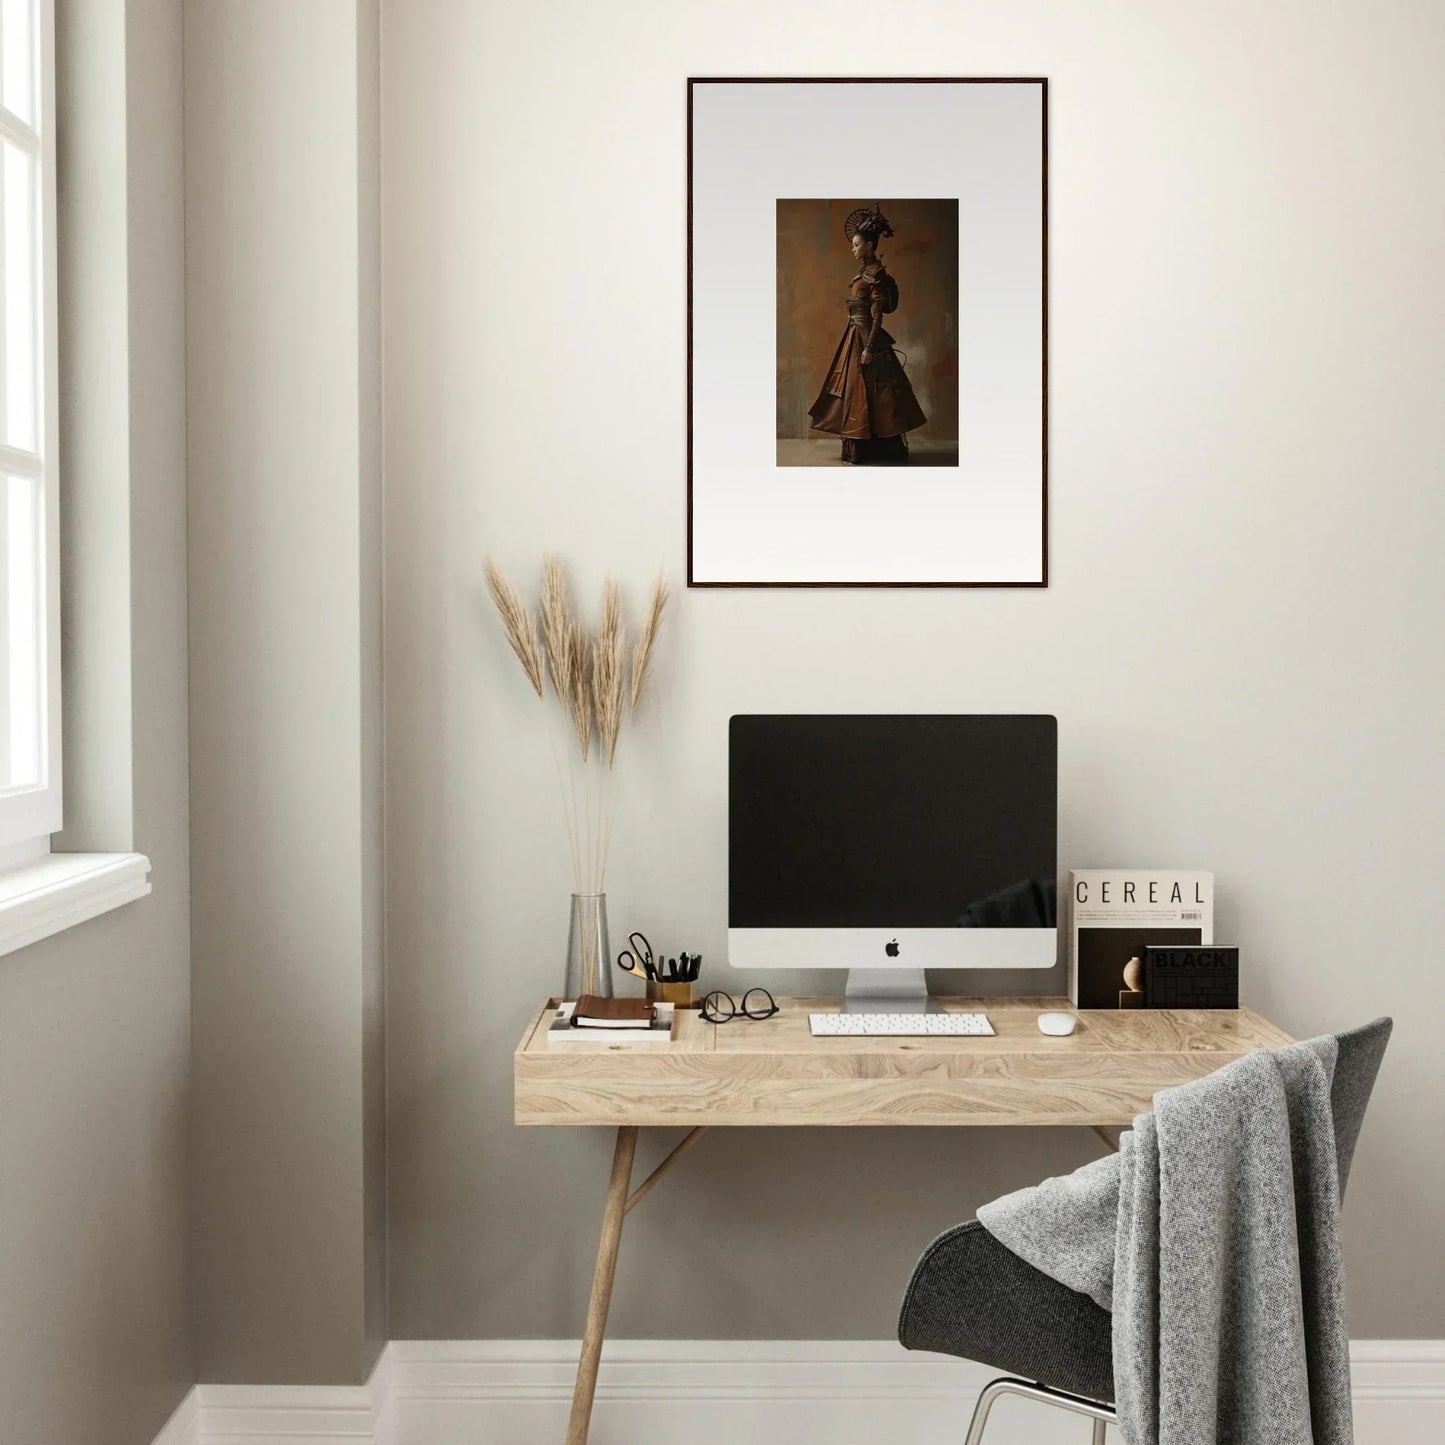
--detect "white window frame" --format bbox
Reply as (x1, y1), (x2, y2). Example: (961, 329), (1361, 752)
(0, 0), (60, 853)
(0, 0), (149, 956)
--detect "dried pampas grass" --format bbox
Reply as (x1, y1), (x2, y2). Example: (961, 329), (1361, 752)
(630, 569), (669, 711)
(484, 559), (543, 698)
(567, 618), (593, 762)
(540, 553), (572, 703)
(484, 554), (671, 892)
(593, 579), (626, 767)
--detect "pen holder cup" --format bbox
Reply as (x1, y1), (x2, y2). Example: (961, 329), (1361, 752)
(648, 980), (693, 1009)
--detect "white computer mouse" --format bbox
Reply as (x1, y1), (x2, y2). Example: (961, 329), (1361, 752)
(1037, 1011), (1078, 1037)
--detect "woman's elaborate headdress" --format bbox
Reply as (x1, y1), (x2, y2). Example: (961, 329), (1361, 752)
(844, 203), (894, 244)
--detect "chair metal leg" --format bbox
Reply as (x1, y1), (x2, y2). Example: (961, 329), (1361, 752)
(962, 1378), (1010, 1445)
(963, 1376), (1116, 1445)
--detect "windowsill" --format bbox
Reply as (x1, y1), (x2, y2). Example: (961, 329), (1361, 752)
(0, 852), (152, 959)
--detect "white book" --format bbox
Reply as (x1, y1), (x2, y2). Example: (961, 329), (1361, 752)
(1068, 870), (1213, 1009)
(545, 1000), (676, 1045)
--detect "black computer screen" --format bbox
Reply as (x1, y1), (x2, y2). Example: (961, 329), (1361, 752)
(728, 715), (1057, 929)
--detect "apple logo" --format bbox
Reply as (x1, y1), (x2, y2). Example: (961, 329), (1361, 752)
(885, 938), (900, 957)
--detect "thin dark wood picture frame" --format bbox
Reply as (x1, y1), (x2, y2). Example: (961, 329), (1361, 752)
(686, 76), (1049, 589)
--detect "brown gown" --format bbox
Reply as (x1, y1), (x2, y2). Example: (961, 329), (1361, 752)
(807, 262), (927, 463)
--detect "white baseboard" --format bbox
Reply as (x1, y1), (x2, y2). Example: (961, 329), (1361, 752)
(153, 1339), (1445, 1445)
(150, 1387), (200, 1445)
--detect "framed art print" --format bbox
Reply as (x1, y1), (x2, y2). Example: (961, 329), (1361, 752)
(687, 78), (1048, 587)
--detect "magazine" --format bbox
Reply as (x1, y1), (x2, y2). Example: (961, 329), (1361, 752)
(1068, 870), (1213, 1009)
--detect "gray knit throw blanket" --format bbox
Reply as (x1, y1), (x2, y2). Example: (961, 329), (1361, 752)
(978, 1038), (1353, 1445)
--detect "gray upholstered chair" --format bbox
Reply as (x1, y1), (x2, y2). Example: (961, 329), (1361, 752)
(898, 1018), (1392, 1443)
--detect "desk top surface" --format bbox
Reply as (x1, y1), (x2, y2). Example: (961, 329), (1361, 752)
(514, 996), (1292, 1128)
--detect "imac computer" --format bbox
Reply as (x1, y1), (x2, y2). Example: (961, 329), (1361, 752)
(728, 714), (1057, 1014)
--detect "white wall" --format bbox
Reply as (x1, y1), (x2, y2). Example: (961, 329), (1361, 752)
(0, 3), (193, 1443)
(186, 0), (386, 1387)
(382, 0), (1445, 1341)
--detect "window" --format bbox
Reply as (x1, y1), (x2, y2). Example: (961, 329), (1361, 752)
(0, 0), (148, 949)
(0, 0), (57, 855)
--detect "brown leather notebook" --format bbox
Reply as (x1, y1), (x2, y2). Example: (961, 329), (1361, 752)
(572, 995), (655, 1029)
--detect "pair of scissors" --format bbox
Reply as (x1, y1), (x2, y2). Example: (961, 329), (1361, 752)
(616, 931), (657, 981)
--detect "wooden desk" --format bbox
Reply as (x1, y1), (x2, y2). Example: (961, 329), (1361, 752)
(515, 996), (1292, 1444)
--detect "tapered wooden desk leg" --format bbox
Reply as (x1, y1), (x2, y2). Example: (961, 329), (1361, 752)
(566, 1125), (638, 1445)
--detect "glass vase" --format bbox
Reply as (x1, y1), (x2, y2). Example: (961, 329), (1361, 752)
(564, 892), (612, 1001)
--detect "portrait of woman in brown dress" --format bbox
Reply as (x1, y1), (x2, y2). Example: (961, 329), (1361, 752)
(807, 205), (928, 464)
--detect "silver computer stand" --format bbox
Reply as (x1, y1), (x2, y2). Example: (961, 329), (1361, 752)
(841, 968), (941, 1014)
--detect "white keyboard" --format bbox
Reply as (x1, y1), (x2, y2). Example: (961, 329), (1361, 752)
(809, 1011), (995, 1037)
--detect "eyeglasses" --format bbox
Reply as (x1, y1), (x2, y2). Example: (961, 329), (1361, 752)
(700, 988), (779, 1023)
